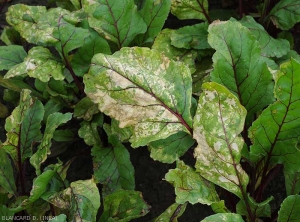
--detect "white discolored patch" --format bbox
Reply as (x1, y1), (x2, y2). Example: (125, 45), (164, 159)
(25, 60), (36, 71)
(213, 141), (222, 151)
(205, 90), (215, 101)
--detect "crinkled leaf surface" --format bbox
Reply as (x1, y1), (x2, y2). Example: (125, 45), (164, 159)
(84, 47), (193, 147)
(269, 0), (300, 30)
(249, 58), (300, 171)
(5, 47), (65, 82)
(149, 131), (194, 163)
(71, 29), (111, 77)
(0, 45), (27, 71)
(82, 0), (147, 48)
(2, 89), (43, 165)
(208, 20), (274, 122)
(193, 82), (248, 199)
(278, 195), (300, 222)
(170, 23), (210, 50)
(152, 29), (198, 73)
(201, 213), (244, 222)
(135, 0), (171, 44)
(154, 202), (187, 222)
(0, 148), (17, 195)
(92, 125), (135, 195)
(48, 178), (100, 221)
(165, 160), (220, 204)
(100, 190), (150, 222)
(171, 0), (209, 21)
(30, 112), (72, 175)
(233, 16), (290, 58)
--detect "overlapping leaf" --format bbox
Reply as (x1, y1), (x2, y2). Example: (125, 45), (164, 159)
(0, 45), (27, 71)
(2, 89), (43, 166)
(0, 148), (17, 195)
(278, 195), (300, 222)
(152, 29), (198, 73)
(84, 47), (193, 147)
(269, 0), (300, 30)
(208, 20), (274, 122)
(249, 58), (300, 172)
(171, 0), (209, 21)
(155, 203), (187, 222)
(149, 132), (194, 163)
(170, 23), (210, 50)
(193, 82), (248, 199)
(82, 0), (147, 48)
(30, 112), (72, 175)
(233, 16), (290, 58)
(201, 213), (244, 222)
(165, 160), (220, 204)
(135, 0), (171, 44)
(100, 190), (150, 222)
(5, 47), (65, 82)
(284, 167), (300, 195)
(92, 125), (135, 195)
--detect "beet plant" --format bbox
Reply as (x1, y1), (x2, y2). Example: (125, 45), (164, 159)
(0, 0), (300, 221)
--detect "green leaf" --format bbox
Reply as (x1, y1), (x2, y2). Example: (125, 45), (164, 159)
(249, 58), (300, 175)
(269, 0), (300, 30)
(192, 58), (212, 95)
(92, 127), (135, 195)
(48, 178), (100, 221)
(2, 90), (43, 165)
(170, 23), (210, 50)
(149, 131), (194, 163)
(135, 0), (171, 44)
(110, 119), (133, 142)
(284, 167), (300, 195)
(0, 26), (22, 45)
(236, 195), (273, 218)
(0, 149), (17, 195)
(0, 205), (14, 220)
(171, 0), (209, 21)
(208, 20), (274, 122)
(278, 195), (300, 222)
(154, 202), (187, 222)
(84, 47), (193, 147)
(74, 97), (99, 121)
(0, 45), (27, 71)
(100, 190), (150, 222)
(193, 82), (248, 199)
(49, 214), (67, 222)
(82, 0), (147, 48)
(78, 114), (103, 147)
(201, 213), (244, 222)
(6, 4), (53, 45)
(30, 112), (72, 175)
(152, 29), (198, 73)
(165, 160), (220, 205)
(71, 29), (111, 77)
(234, 16), (290, 58)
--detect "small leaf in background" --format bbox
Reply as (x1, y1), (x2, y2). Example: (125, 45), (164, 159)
(0, 102), (9, 118)
(30, 112), (72, 175)
(278, 195), (300, 222)
(82, 0), (147, 48)
(192, 58), (213, 95)
(170, 0), (209, 21)
(84, 47), (193, 147)
(284, 167), (300, 195)
(193, 82), (248, 199)
(5, 47), (65, 82)
(71, 29), (111, 77)
(78, 114), (103, 147)
(152, 28), (198, 73)
(170, 23), (210, 50)
(149, 131), (194, 163)
(0, 27), (22, 45)
(74, 97), (99, 121)
(165, 160), (220, 205)
(0, 148), (17, 195)
(100, 190), (150, 222)
(208, 20), (274, 123)
(154, 202), (187, 222)
(92, 125), (135, 195)
(0, 45), (27, 71)
(201, 213), (244, 222)
(249, 58), (300, 183)
(236, 195), (273, 218)
(269, 0), (300, 30)
(135, 0), (171, 45)
(233, 16), (290, 58)
(110, 119), (133, 142)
